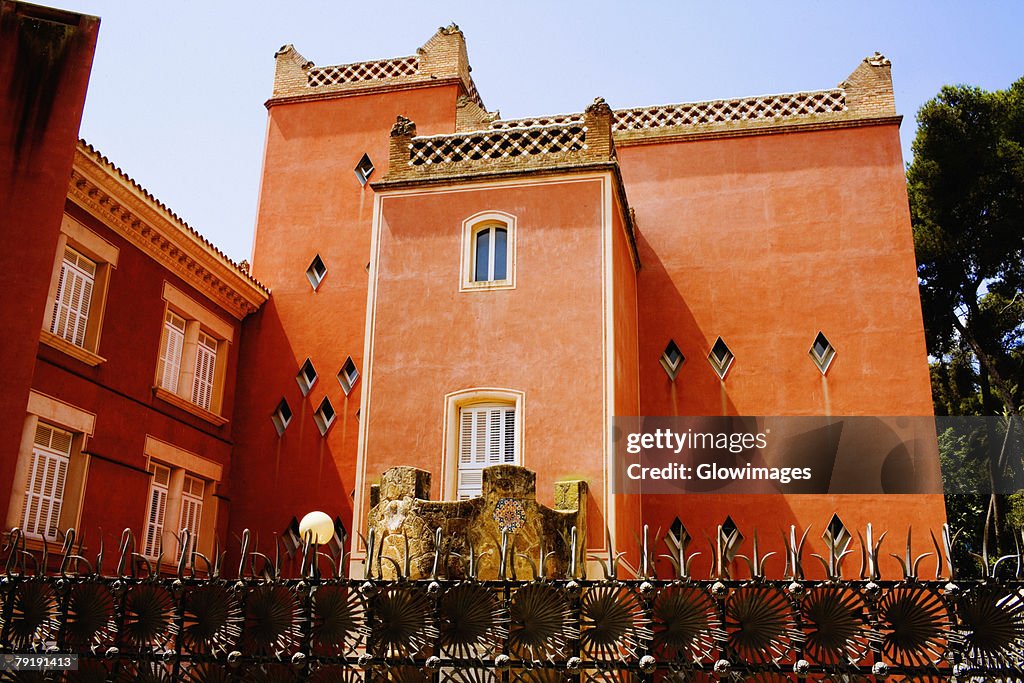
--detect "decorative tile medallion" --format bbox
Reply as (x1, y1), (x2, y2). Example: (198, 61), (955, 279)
(493, 498), (526, 533)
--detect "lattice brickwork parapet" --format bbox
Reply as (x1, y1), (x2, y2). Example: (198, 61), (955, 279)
(270, 25), (484, 108)
(384, 99), (616, 183)
(307, 55), (419, 87)
(411, 124), (587, 166)
(613, 89), (847, 132)
(490, 113), (584, 130)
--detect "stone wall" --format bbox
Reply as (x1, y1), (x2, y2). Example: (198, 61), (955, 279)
(366, 465), (586, 580)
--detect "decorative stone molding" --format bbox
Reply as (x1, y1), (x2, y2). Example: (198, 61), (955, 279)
(367, 464), (587, 580)
(69, 142), (268, 320)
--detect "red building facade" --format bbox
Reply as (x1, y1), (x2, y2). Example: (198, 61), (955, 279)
(2, 14), (944, 577)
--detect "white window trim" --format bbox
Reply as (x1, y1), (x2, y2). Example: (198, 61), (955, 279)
(154, 282), (233, 422)
(143, 437), (221, 562)
(4, 392), (96, 541)
(459, 211), (517, 292)
(441, 388), (525, 500)
(39, 214), (120, 366)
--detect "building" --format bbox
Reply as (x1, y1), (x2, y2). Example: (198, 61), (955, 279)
(231, 27), (945, 575)
(1, 8), (944, 577)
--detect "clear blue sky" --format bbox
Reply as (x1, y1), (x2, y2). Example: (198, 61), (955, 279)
(54, 0), (1024, 263)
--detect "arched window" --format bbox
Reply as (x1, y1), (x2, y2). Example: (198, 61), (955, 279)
(473, 224), (508, 282)
(443, 388), (524, 499)
(460, 211), (516, 291)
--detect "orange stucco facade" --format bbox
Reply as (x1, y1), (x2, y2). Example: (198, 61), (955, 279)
(229, 28), (944, 575)
(2, 14), (944, 578)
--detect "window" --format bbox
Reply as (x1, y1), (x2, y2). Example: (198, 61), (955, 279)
(19, 422), (73, 541)
(142, 464), (170, 558)
(297, 359), (318, 395)
(473, 225), (508, 282)
(272, 399), (293, 435)
(157, 311), (186, 393)
(142, 464), (206, 561)
(314, 397), (336, 436)
(192, 331), (218, 411)
(49, 247), (96, 348)
(141, 436), (221, 564)
(180, 474), (205, 558)
(456, 403), (517, 499)
(338, 357), (359, 395)
(707, 336), (735, 380)
(809, 331), (836, 375)
(306, 254), (327, 290)
(153, 283), (233, 423)
(660, 339), (685, 380)
(7, 393), (95, 542)
(354, 153), (375, 186)
(460, 212), (516, 291)
(40, 214), (119, 366)
(443, 389), (524, 500)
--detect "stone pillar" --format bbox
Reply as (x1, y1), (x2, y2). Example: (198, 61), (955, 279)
(388, 115), (416, 176)
(583, 96), (615, 162)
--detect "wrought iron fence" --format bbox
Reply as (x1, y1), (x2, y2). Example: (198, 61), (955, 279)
(2, 523), (1024, 681)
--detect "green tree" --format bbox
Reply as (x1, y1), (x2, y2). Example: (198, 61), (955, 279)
(909, 77), (1024, 558)
(909, 78), (1024, 418)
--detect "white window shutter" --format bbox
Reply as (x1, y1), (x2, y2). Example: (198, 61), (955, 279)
(456, 404), (517, 499)
(158, 312), (185, 393)
(21, 423), (72, 541)
(50, 249), (96, 348)
(179, 478), (203, 558)
(143, 480), (168, 559)
(191, 333), (217, 410)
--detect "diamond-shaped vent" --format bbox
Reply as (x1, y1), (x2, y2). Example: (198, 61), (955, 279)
(271, 399), (292, 436)
(313, 397), (336, 436)
(809, 331), (836, 375)
(660, 339), (685, 380)
(708, 336), (734, 379)
(338, 357), (360, 395)
(306, 254), (327, 290)
(720, 516), (744, 563)
(354, 153), (374, 186)
(296, 358), (317, 396)
(668, 516), (690, 550)
(823, 513), (851, 554)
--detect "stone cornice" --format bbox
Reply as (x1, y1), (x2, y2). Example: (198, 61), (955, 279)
(69, 141), (268, 320)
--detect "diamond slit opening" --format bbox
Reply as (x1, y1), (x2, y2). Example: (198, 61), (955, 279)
(707, 336), (734, 379)
(338, 357), (360, 395)
(809, 331), (836, 374)
(354, 153), (375, 186)
(313, 397), (336, 436)
(306, 254), (327, 290)
(296, 358), (318, 396)
(660, 339), (685, 380)
(271, 399), (292, 436)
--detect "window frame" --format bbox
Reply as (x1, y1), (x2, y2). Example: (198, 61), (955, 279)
(4, 392), (96, 547)
(39, 213), (119, 366)
(153, 282), (233, 425)
(459, 211), (517, 292)
(441, 388), (525, 500)
(142, 436), (222, 564)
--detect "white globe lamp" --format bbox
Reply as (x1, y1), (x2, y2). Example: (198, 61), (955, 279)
(299, 511), (335, 545)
